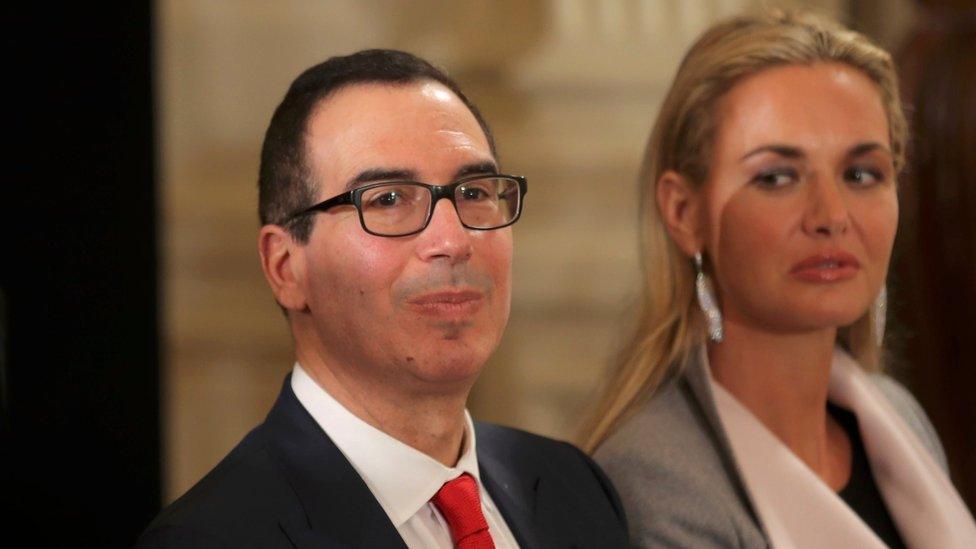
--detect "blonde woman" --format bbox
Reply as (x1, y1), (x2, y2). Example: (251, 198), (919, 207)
(586, 9), (976, 548)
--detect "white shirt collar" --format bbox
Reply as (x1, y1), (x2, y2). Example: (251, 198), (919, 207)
(291, 362), (482, 527)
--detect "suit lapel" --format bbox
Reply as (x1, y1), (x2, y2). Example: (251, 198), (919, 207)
(683, 346), (770, 538)
(263, 376), (407, 549)
(476, 425), (550, 549)
(480, 465), (541, 548)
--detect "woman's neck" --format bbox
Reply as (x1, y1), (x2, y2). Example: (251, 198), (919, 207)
(708, 318), (851, 490)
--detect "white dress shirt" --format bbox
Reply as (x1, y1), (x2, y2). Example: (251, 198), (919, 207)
(291, 363), (520, 549)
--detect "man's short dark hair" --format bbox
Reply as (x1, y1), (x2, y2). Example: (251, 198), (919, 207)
(257, 49), (496, 242)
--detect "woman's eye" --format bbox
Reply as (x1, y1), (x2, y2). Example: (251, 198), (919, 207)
(844, 165), (884, 186)
(751, 169), (798, 188)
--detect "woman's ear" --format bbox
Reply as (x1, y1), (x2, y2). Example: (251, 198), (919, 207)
(258, 225), (308, 312)
(656, 170), (704, 257)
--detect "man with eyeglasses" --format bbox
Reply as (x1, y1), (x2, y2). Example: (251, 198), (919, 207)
(139, 50), (628, 548)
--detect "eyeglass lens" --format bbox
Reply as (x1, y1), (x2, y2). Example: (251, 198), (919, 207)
(359, 177), (520, 235)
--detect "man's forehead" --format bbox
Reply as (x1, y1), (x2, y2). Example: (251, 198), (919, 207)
(304, 80), (494, 195)
(306, 80), (482, 142)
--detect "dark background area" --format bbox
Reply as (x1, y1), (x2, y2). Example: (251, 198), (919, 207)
(2, 3), (160, 546)
(892, 0), (976, 515)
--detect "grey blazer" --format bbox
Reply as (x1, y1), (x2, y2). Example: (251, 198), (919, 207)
(594, 350), (947, 548)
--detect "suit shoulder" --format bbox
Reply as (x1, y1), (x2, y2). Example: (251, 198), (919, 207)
(474, 421), (601, 482)
(597, 378), (722, 469)
(475, 421), (630, 547)
(594, 380), (762, 547)
(138, 424), (300, 548)
(595, 379), (729, 495)
(476, 421), (617, 480)
(474, 421), (577, 455)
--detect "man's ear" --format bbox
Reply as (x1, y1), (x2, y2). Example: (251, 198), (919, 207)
(656, 170), (704, 257)
(258, 225), (308, 312)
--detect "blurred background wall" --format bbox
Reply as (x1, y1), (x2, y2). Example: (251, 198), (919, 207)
(158, 0), (973, 514)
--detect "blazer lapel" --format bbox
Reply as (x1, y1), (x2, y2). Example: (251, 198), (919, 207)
(828, 351), (976, 548)
(682, 347), (766, 532)
(263, 376), (407, 549)
(477, 441), (545, 549)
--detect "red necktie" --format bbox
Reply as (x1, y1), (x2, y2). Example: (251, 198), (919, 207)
(431, 473), (496, 549)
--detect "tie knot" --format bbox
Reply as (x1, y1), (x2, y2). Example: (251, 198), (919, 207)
(431, 473), (495, 548)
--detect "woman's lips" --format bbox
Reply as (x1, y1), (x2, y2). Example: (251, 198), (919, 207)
(406, 289), (485, 316)
(790, 252), (861, 282)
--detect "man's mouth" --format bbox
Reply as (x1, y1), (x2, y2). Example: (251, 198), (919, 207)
(406, 289), (485, 316)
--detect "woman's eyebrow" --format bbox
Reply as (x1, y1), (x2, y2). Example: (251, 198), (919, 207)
(846, 142), (891, 159)
(739, 144), (804, 162)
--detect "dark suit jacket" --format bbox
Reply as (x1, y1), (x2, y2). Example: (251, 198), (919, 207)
(139, 377), (629, 548)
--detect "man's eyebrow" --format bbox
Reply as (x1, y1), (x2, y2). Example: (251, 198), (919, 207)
(344, 168), (417, 192)
(343, 161), (499, 192)
(453, 161), (499, 180)
(739, 144), (804, 162)
(847, 142), (891, 159)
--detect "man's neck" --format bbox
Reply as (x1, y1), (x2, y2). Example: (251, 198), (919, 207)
(708, 318), (851, 489)
(295, 346), (470, 467)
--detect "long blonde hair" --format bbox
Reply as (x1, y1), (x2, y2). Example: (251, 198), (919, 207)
(582, 8), (907, 453)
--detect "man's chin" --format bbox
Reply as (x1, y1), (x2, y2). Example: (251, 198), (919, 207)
(431, 319), (475, 340)
(408, 344), (492, 383)
(407, 363), (485, 393)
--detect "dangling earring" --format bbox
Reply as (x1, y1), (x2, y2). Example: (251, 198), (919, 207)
(874, 285), (887, 347)
(694, 252), (724, 342)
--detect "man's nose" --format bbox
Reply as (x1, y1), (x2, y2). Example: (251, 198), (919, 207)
(417, 198), (473, 264)
(802, 176), (850, 237)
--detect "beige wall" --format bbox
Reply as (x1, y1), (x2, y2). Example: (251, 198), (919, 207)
(159, 0), (911, 501)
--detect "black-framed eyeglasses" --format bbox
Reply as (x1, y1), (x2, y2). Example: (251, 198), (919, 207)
(285, 174), (527, 237)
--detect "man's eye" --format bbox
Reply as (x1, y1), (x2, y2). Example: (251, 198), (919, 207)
(845, 165), (884, 186)
(751, 168), (798, 188)
(370, 191), (402, 207)
(460, 186), (491, 201)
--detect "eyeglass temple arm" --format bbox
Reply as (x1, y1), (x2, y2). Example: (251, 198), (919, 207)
(286, 192), (355, 223)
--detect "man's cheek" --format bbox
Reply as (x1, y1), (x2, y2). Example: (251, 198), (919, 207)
(485, 244), (514, 287)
